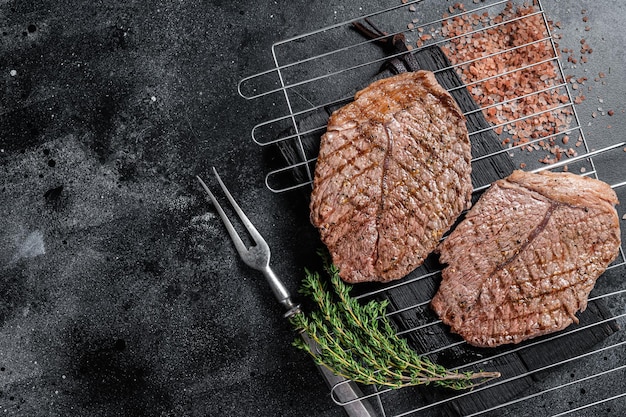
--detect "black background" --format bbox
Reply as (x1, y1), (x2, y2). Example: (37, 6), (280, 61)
(1, 1), (624, 416)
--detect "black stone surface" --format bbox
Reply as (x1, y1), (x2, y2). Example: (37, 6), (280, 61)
(1, 1), (625, 416)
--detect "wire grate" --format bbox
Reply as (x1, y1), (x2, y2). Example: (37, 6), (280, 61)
(239, 0), (626, 416)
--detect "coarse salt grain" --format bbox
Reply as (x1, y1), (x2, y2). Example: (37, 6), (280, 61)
(436, 3), (604, 165)
(440, 3), (578, 162)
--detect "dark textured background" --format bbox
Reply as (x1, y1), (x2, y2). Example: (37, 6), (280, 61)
(1, 1), (624, 416)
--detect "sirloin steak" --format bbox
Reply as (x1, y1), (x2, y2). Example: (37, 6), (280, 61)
(310, 70), (472, 283)
(431, 170), (621, 348)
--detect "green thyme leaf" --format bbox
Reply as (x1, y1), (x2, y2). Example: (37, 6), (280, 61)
(290, 253), (500, 390)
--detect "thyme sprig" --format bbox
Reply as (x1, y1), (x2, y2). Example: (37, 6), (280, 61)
(290, 253), (500, 390)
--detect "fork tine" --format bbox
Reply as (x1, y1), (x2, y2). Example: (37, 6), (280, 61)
(196, 168), (271, 269)
(210, 167), (268, 253)
(196, 174), (250, 260)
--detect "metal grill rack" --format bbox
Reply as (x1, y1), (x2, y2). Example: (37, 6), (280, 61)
(239, 0), (626, 416)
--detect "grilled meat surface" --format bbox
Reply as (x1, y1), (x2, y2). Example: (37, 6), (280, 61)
(431, 170), (621, 348)
(310, 70), (472, 283)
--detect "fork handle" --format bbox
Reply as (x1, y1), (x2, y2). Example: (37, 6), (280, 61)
(262, 266), (378, 416)
(299, 332), (378, 416)
(262, 266), (299, 312)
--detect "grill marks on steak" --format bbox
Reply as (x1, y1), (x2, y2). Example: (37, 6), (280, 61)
(310, 71), (472, 283)
(431, 170), (621, 348)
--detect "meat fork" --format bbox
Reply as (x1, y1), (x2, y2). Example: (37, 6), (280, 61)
(196, 168), (378, 417)
(196, 167), (301, 317)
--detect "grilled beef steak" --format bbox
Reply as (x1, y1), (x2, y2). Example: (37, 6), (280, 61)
(310, 70), (472, 283)
(431, 170), (621, 348)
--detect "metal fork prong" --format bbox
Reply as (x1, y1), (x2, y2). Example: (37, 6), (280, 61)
(196, 174), (252, 263)
(210, 167), (270, 256)
(197, 169), (296, 312)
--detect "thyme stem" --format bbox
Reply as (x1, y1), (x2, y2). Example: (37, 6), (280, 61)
(290, 252), (501, 390)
